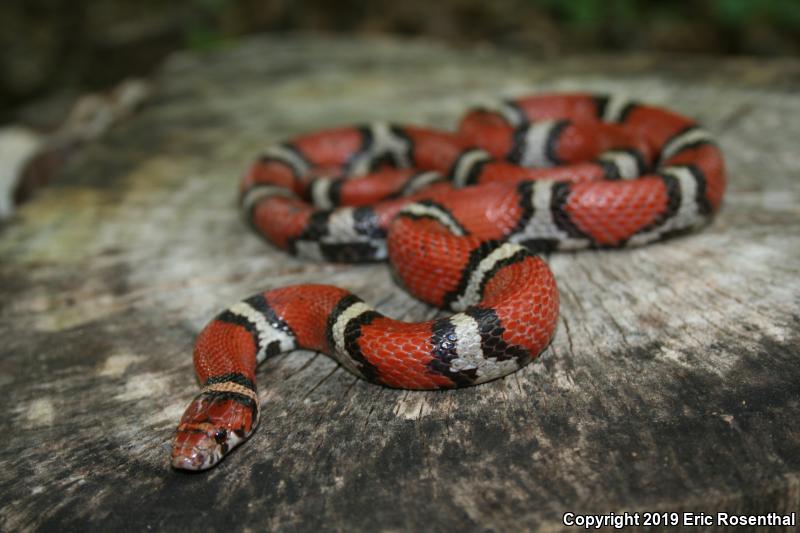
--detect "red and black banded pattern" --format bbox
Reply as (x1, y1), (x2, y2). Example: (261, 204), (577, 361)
(172, 93), (725, 470)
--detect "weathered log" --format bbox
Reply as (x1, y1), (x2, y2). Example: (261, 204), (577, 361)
(1, 35), (799, 532)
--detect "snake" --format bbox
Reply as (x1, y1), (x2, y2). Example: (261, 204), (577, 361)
(170, 92), (725, 470)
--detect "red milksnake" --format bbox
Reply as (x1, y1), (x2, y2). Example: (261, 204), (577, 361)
(171, 92), (725, 470)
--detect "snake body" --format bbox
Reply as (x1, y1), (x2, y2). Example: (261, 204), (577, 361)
(171, 93), (725, 470)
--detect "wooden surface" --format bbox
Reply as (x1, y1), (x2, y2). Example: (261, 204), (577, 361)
(1, 36), (799, 532)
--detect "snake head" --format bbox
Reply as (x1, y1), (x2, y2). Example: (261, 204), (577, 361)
(171, 391), (259, 471)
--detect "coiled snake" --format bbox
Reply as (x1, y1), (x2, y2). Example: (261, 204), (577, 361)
(171, 92), (725, 470)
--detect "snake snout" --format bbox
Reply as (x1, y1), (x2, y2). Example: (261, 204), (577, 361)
(171, 392), (257, 471)
(171, 424), (223, 471)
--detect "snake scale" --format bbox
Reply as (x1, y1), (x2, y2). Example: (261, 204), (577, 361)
(170, 92), (725, 470)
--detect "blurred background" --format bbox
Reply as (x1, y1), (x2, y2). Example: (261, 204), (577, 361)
(2, 0), (800, 126)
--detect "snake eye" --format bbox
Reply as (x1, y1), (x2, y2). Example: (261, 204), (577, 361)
(214, 429), (227, 444)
